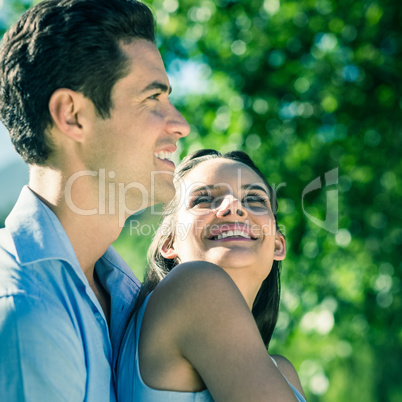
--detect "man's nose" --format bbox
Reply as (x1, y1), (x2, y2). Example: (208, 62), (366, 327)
(166, 104), (190, 138)
(216, 195), (247, 218)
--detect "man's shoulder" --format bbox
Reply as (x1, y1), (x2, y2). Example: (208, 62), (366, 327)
(0, 223), (79, 298)
(0, 230), (67, 303)
(0, 283), (83, 352)
(0, 226), (15, 255)
(1, 288), (62, 323)
(0, 227), (29, 297)
(0, 287), (87, 399)
(0, 273), (85, 351)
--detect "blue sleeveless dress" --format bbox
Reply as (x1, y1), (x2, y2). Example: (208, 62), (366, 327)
(116, 293), (306, 402)
(116, 293), (214, 401)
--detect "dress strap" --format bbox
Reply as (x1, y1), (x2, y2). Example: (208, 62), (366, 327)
(269, 355), (307, 402)
(270, 355), (278, 367)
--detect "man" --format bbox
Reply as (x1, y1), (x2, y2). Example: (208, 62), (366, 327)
(0, 0), (189, 400)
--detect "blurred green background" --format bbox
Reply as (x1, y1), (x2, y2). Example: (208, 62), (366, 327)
(1, 0), (401, 401)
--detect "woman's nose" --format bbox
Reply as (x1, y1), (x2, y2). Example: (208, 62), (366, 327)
(216, 195), (247, 218)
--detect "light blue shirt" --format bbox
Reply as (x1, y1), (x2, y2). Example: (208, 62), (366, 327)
(0, 186), (141, 401)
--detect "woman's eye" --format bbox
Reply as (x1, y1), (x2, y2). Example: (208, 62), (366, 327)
(243, 195), (269, 208)
(191, 195), (213, 207)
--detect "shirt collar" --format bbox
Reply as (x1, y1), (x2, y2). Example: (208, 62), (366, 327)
(5, 186), (82, 272)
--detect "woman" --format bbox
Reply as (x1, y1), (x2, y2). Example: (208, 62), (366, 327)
(117, 150), (306, 401)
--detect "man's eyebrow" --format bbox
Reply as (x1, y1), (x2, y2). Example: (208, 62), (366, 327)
(141, 81), (172, 94)
(241, 184), (269, 194)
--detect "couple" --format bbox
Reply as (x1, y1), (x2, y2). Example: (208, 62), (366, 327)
(0, 0), (305, 401)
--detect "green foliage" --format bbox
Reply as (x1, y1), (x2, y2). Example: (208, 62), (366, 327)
(145, 1), (401, 400)
(1, 0), (401, 400)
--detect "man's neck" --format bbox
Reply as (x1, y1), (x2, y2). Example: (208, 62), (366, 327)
(29, 165), (123, 282)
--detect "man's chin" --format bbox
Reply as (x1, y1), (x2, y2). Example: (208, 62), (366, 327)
(152, 180), (176, 205)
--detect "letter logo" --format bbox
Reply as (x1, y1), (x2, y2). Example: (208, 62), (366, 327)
(302, 168), (338, 234)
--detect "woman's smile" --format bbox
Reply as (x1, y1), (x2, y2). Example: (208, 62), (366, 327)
(205, 222), (257, 241)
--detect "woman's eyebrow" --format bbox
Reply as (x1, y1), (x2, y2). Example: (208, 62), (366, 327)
(241, 184), (269, 195)
(189, 184), (216, 194)
(189, 184), (269, 195)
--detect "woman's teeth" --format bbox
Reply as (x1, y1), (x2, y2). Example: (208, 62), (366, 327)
(215, 230), (252, 240)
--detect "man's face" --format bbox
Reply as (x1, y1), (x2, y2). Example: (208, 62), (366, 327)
(84, 39), (190, 214)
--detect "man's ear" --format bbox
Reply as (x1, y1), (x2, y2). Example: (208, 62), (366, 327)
(273, 233), (286, 261)
(48, 88), (86, 142)
(160, 240), (179, 260)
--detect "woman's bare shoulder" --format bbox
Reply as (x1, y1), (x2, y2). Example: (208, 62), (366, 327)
(150, 261), (243, 310)
(143, 261), (248, 342)
(141, 263), (302, 401)
(139, 261), (255, 392)
(271, 354), (305, 398)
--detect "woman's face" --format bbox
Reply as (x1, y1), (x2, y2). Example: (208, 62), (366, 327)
(163, 158), (285, 284)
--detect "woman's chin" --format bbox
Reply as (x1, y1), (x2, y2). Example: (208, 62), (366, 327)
(206, 249), (262, 270)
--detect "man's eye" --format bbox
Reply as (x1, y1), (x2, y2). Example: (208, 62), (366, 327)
(149, 93), (161, 100)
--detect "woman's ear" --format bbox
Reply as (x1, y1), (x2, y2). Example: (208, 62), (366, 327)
(48, 88), (86, 142)
(273, 233), (286, 261)
(160, 240), (179, 260)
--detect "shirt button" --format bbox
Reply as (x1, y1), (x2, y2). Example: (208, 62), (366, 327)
(94, 312), (104, 323)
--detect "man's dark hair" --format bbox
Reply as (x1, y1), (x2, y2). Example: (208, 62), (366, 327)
(0, 0), (155, 165)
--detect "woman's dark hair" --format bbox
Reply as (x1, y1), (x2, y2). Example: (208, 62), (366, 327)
(0, 0), (155, 164)
(135, 149), (283, 348)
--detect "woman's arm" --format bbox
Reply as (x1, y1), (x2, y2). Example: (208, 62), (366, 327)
(141, 261), (299, 402)
(271, 355), (306, 399)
